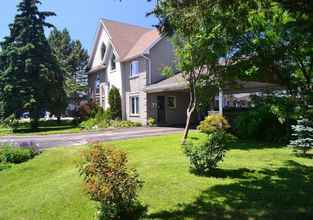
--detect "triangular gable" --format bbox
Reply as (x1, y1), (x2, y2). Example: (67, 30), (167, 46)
(88, 19), (162, 69)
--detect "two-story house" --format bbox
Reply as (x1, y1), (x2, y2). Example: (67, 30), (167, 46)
(87, 19), (191, 125)
(87, 19), (280, 126)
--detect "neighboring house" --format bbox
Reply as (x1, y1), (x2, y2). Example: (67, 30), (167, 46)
(87, 19), (279, 126)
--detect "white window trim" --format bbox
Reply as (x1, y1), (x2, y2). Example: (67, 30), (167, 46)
(130, 60), (140, 78)
(167, 96), (177, 109)
(130, 96), (140, 116)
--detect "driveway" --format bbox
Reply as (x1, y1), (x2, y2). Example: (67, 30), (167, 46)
(0, 127), (184, 149)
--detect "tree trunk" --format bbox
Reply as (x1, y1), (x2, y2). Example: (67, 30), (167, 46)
(182, 87), (197, 144)
(182, 109), (193, 144)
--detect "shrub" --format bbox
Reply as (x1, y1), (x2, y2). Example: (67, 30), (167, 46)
(147, 117), (156, 127)
(110, 120), (142, 128)
(289, 118), (313, 156)
(0, 142), (39, 164)
(108, 87), (122, 120)
(95, 109), (113, 122)
(79, 118), (98, 130)
(197, 114), (230, 134)
(79, 144), (146, 220)
(234, 95), (297, 143)
(183, 131), (236, 174)
(79, 100), (97, 120)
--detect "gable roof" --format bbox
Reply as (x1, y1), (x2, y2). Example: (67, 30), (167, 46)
(88, 19), (162, 68)
(122, 29), (161, 61)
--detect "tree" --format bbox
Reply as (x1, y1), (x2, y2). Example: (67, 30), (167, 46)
(153, 0), (313, 142)
(48, 28), (89, 106)
(153, 0), (249, 143)
(289, 118), (313, 156)
(0, 0), (65, 129)
(108, 86), (122, 120)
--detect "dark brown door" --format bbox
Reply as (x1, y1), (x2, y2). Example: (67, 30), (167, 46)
(157, 96), (166, 124)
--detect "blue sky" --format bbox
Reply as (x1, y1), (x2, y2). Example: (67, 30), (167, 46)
(0, 0), (158, 53)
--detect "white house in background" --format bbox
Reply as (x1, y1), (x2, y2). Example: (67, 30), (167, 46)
(87, 19), (279, 125)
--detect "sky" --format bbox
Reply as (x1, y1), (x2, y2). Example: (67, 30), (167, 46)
(0, 0), (158, 53)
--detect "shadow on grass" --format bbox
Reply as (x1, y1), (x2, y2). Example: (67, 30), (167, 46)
(230, 141), (285, 150)
(203, 168), (255, 179)
(148, 161), (313, 220)
(11, 120), (78, 134)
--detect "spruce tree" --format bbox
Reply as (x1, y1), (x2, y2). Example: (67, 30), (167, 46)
(48, 28), (89, 100)
(289, 118), (313, 156)
(0, 0), (66, 129)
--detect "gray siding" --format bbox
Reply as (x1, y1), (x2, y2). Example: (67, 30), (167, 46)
(123, 58), (149, 125)
(148, 91), (194, 125)
(149, 38), (176, 84)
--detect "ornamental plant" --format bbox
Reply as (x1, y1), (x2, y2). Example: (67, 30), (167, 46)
(183, 115), (236, 174)
(197, 114), (230, 135)
(79, 144), (146, 220)
(108, 87), (122, 120)
(289, 118), (313, 156)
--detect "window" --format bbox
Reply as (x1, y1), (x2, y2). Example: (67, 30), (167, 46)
(130, 96), (139, 115)
(100, 43), (106, 61)
(130, 60), (140, 77)
(95, 73), (100, 95)
(167, 96), (176, 109)
(111, 54), (116, 71)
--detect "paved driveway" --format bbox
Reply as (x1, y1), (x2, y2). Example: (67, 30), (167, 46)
(0, 127), (184, 149)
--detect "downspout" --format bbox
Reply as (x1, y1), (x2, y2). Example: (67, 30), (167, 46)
(142, 54), (152, 85)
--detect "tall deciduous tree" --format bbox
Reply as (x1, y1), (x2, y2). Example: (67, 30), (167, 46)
(153, 0), (313, 141)
(153, 0), (250, 143)
(0, 0), (66, 129)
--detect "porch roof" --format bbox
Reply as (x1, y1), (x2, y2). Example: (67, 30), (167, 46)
(145, 73), (282, 94)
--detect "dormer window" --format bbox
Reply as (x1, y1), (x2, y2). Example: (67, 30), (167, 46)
(130, 60), (140, 77)
(101, 43), (106, 61)
(111, 54), (116, 71)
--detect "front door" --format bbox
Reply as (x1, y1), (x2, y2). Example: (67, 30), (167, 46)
(157, 96), (166, 124)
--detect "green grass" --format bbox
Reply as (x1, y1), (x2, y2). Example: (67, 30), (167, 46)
(0, 120), (81, 136)
(0, 133), (313, 220)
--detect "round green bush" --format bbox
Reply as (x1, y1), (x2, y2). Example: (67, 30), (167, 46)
(183, 131), (236, 174)
(197, 114), (230, 134)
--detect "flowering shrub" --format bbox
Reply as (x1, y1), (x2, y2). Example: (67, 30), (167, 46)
(79, 144), (146, 220)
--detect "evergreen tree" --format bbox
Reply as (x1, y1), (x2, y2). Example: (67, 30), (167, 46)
(0, 0), (66, 128)
(289, 118), (313, 156)
(108, 87), (122, 120)
(48, 28), (89, 107)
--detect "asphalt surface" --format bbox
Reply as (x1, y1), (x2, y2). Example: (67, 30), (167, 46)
(0, 127), (184, 149)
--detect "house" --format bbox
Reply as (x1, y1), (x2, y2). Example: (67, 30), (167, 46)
(87, 19), (279, 126)
(87, 18), (183, 125)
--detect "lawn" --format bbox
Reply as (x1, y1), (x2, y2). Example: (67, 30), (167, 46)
(0, 133), (313, 220)
(0, 120), (81, 136)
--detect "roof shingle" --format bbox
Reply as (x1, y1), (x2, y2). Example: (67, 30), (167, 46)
(101, 19), (161, 61)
